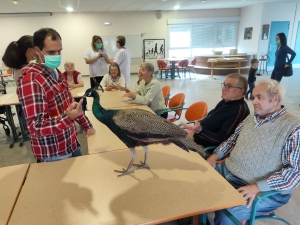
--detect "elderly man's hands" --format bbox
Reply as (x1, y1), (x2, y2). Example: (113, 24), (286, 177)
(180, 120), (202, 132)
(238, 184), (261, 208)
(206, 153), (219, 168)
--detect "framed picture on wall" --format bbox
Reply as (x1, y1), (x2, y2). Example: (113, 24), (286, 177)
(143, 39), (165, 59)
(244, 27), (253, 40)
(262, 24), (270, 40)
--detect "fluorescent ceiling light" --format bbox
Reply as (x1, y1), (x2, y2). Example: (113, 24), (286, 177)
(0, 12), (52, 17)
(174, 5), (180, 9)
(66, 7), (73, 12)
(104, 22), (111, 26)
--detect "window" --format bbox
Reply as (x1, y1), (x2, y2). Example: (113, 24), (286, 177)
(169, 22), (238, 58)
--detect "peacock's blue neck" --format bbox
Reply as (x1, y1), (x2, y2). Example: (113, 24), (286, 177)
(92, 91), (106, 115)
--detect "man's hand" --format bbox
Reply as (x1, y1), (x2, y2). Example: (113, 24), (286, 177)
(180, 120), (202, 132)
(83, 127), (96, 137)
(237, 184), (261, 208)
(123, 92), (136, 99)
(284, 64), (290, 68)
(206, 153), (219, 168)
(65, 99), (84, 120)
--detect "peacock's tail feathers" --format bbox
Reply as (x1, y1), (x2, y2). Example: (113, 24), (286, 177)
(171, 137), (210, 159)
(113, 108), (187, 139)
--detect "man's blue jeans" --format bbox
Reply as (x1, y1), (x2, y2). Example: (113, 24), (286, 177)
(41, 148), (82, 162)
(214, 162), (291, 225)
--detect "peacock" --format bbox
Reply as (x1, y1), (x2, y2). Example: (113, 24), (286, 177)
(84, 87), (209, 177)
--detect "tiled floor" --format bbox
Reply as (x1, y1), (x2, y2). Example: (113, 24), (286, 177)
(0, 70), (299, 224)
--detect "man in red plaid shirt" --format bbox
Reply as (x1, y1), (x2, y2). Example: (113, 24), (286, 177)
(17, 28), (95, 162)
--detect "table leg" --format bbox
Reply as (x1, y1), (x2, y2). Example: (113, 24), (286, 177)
(209, 62), (216, 80)
(15, 105), (27, 147)
(238, 62), (241, 74)
(171, 61), (175, 79)
(6, 106), (17, 148)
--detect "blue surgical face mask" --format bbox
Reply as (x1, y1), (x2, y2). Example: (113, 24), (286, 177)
(276, 40), (281, 45)
(96, 43), (103, 49)
(38, 50), (61, 69)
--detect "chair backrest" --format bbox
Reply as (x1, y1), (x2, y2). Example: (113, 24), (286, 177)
(179, 59), (188, 67)
(157, 60), (168, 69)
(169, 93), (185, 117)
(191, 58), (197, 65)
(185, 101), (208, 122)
(7, 68), (12, 74)
(162, 86), (171, 106)
(162, 86), (170, 98)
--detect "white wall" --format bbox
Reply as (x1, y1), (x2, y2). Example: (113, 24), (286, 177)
(259, 2), (299, 58)
(0, 9), (240, 75)
(237, 4), (263, 55)
(237, 2), (300, 68)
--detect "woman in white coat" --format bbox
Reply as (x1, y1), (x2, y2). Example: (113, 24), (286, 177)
(84, 35), (110, 88)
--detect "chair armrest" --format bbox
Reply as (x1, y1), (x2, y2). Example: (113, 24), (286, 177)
(249, 190), (285, 223)
(204, 146), (217, 152)
(156, 104), (185, 115)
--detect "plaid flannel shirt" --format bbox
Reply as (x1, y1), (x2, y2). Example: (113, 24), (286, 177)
(214, 107), (300, 191)
(17, 63), (92, 160)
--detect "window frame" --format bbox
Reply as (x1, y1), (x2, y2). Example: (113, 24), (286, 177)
(168, 22), (239, 58)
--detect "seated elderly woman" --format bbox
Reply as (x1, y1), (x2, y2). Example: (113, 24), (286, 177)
(63, 61), (86, 111)
(63, 61), (84, 89)
(119, 62), (168, 119)
(100, 63), (125, 91)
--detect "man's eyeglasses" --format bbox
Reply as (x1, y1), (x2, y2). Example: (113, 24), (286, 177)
(221, 83), (242, 90)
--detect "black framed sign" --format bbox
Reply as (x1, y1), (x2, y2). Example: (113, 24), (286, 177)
(143, 39), (165, 59)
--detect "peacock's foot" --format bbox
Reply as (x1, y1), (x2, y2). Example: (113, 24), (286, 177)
(133, 161), (150, 169)
(114, 168), (134, 177)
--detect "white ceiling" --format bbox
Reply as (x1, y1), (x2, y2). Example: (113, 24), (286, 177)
(0, 0), (298, 13)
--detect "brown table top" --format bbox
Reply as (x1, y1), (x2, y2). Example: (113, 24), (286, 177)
(86, 89), (142, 110)
(9, 147), (245, 225)
(69, 87), (85, 98)
(4, 93), (20, 106)
(0, 73), (12, 77)
(86, 105), (154, 154)
(162, 58), (187, 62)
(0, 93), (16, 106)
(0, 164), (29, 225)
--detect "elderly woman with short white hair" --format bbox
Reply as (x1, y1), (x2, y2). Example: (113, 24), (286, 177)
(63, 61), (84, 89)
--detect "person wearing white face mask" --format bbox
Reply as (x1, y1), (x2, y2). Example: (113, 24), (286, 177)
(17, 28), (95, 163)
(84, 35), (110, 89)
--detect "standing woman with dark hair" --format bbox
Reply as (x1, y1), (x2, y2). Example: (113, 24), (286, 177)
(84, 35), (110, 89)
(2, 35), (36, 84)
(271, 32), (296, 83)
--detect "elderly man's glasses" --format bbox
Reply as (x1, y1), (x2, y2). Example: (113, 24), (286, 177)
(221, 83), (242, 90)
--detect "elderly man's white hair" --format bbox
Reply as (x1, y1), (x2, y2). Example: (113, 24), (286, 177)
(256, 79), (285, 103)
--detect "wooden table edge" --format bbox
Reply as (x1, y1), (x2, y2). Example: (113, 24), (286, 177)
(142, 199), (246, 225)
(6, 164), (30, 225)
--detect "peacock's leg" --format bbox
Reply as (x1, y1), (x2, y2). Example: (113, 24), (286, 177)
(114, 148), (136, 177)
(133, 146), (150, 169)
